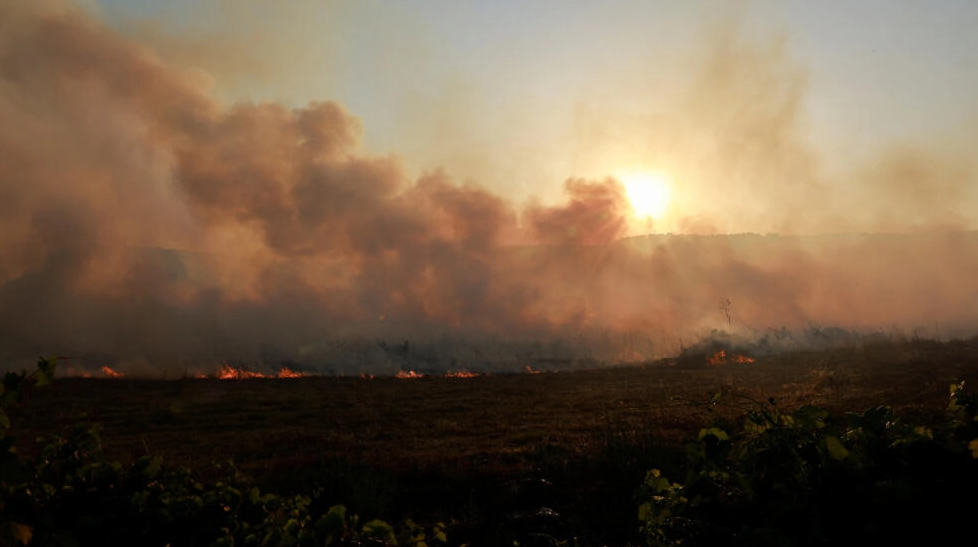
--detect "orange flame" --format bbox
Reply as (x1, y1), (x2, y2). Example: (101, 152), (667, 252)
(445, 370), (480, 378)
(63, 365), (93, 378)
(708, 350), (755, 365)
(360, 373), (375, 379)
(62, 365), (122, 378)
(276, 366), (303, 378)
(525, 365), (544, 374)
(101, 365), (125, 378)
(218, 363), (266, 380)
(396, 370), (424, 379)
(210, 364), (307, 379)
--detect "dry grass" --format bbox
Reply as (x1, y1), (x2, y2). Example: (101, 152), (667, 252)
(8, 338), (978, 545)
(12, 337), (978, 478)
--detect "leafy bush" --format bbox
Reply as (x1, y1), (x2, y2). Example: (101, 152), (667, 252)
(7, 357), (978, 546)
(638, 387), (978, 546)
(1, 359), (447, 547)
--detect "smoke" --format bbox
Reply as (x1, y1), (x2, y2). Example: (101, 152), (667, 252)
(1, 1), (977, 375)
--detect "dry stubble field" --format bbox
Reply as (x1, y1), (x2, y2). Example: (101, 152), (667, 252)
(13, 338), (978, 477)
(8, 338), (978, 545)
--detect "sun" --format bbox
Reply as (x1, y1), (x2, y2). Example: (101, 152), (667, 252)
(617, 171), (673, 218)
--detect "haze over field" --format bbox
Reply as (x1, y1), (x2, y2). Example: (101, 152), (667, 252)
(1, 0), (977, 374)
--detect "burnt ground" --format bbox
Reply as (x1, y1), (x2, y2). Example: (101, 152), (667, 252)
(9, 337), (978, 545)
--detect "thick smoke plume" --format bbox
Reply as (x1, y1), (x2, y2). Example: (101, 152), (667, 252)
(2, 2), (977, 375)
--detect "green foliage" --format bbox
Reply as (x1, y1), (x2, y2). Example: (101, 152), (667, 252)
(638, 384), (978, 546)
(2, 358), (58, 545)
(1, 358), (57, 440)
(948, 379), (978, 453)
(0, 358), (448, 546)
(8, 356), (978, 546)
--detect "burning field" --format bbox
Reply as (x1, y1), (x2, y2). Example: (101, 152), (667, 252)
(2, 2), (978, 378)
(26, 340), (975, 472)
(10, 337), (978, 545)
(3, 1), (978, 544)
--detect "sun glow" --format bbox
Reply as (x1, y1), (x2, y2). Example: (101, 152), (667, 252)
(617, 171), (673, 219)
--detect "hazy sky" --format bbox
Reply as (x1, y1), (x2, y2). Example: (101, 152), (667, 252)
(83, 0), (978, 233)
(5, 0), (978, 370)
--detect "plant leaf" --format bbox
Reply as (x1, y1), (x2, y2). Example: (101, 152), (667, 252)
(825, 435), (849, 461)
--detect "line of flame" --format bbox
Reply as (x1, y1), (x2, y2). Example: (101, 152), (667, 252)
(100, 365), (125, 378)
(59, 364), (555, 379)
(217, 364), (306, 379)
(708, 350), (756, 365)
(445, 370), (480, 378)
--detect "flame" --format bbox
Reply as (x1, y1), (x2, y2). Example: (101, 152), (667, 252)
(525, 365), (544, 374)
(708, 350), (755, 365)
(396, 370), (424, 379)
(360, 373), (375, 379)
(218, 363), (266, 380)
(61, 364), (121, 378)
(62, 365), (92, 378)
(445, 369), (480, 378)
(276, 366), (303, 378)
(67, 366), (92, 378)
(708, 350), (727, 365)
(55, 363), (305, 380)
(210, 364), (307, 379)
(100, 365), (125, 378)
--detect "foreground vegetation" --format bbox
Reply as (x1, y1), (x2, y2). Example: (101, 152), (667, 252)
(4, 339), (978, 545)
(638, 387), (978, 545)
(1, 361), (445, 547)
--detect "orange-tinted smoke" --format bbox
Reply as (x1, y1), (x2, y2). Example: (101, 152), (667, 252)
(1, 2), (977, 376)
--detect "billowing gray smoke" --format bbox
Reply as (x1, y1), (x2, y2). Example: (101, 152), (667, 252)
(2, 2), (977, 376)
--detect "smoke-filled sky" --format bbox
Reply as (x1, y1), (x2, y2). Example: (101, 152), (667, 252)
(2, 0), (977, 373)
(83, 0), (978, 234)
